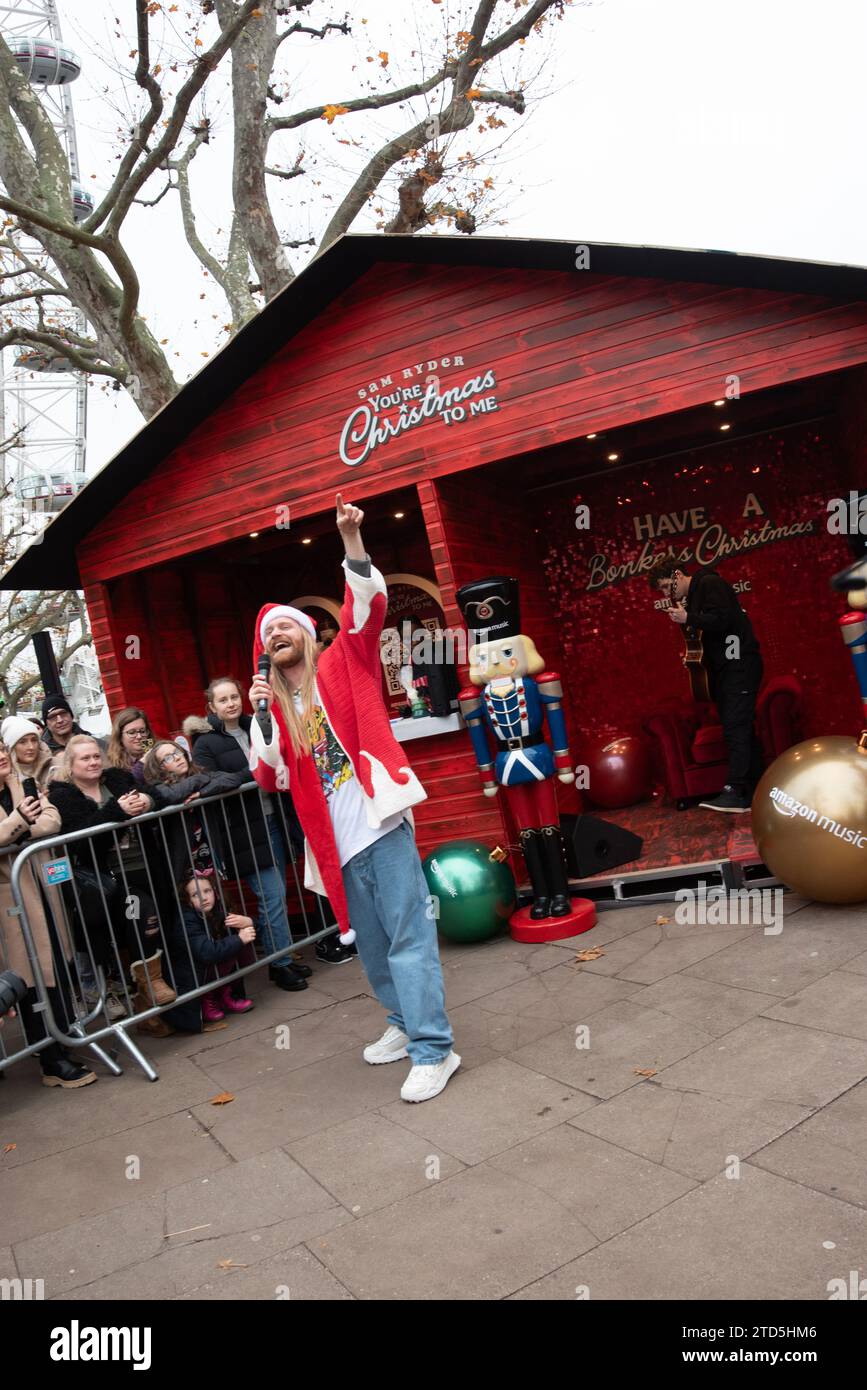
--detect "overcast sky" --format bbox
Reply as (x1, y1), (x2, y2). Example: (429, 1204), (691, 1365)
(54, 0), (867, 473)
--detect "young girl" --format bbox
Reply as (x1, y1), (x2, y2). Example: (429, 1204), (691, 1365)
(180, 871), (256, 1023)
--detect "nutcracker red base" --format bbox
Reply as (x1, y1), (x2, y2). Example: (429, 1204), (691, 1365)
(510, 898), (597, 943)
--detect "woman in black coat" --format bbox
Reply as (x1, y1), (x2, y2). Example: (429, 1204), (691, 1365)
(48, 734), (172, 1018)
(182, 678), (310, 990)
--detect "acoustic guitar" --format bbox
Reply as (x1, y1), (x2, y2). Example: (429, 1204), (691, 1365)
(682, 625), (711, 703)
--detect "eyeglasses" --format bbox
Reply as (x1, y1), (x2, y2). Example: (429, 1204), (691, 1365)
(46, 709), (69, 721)
(158, 749), (186, 767)
(124, 727), (148, 740)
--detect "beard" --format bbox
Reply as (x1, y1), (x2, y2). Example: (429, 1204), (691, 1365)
(270, 641), (306, 671)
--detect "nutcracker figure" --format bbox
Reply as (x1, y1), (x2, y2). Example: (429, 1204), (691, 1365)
(456, 577), (595, 943)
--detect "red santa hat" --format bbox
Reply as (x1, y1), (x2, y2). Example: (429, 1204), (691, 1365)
(259, 604), (317, 647)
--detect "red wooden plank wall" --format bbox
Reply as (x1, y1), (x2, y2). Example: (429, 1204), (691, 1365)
(417, 473), (582, 877)
(77, 263), (867, 587)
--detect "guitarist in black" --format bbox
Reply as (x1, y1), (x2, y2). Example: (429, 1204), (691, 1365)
(648, 557), (764, 812)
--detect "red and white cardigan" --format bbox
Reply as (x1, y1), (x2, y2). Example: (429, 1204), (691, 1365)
(249, 559), (427, 941)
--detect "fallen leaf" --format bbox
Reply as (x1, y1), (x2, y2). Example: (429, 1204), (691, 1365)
(633, 1069), (657, 1078)
(209, 1091), (235, 1106)
(217, 1258), (248, 1270)
(655, 914), (671, 925)
(574, 947), (605, 962)
(3, 1143), (16, 1153)
(322, 104), (350, 124)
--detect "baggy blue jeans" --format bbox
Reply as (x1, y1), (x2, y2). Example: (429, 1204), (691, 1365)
(342, 819), (453, 1065)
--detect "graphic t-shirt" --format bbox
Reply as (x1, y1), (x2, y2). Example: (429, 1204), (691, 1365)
(296, 688), (403, 867)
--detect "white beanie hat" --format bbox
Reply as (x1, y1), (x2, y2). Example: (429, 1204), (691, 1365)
(260, 605), (317, 647)
(1, 715), (42, 751)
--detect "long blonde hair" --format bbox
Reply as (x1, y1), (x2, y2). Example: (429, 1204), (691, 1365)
(268, 628), (318, 759)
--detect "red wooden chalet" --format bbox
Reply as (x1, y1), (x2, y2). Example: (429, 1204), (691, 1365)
(7, 234), (867, 896)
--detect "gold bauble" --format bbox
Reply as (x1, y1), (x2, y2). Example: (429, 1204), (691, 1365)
(751, 735), (867, 904)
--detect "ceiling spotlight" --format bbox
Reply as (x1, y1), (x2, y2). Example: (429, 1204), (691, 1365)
(301, 537), (312, 545)
(607, 452), (619, 462)
(587, 433), (597, 440)
(249, 531), (259, 538)
(393, 511), (405, 519)
(720, 423), (731, 432)
(714, 399), (725, 407)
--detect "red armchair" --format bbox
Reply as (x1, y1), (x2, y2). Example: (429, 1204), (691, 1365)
(642, 698), (728, 808)
(643, 677), (803, 808)
(756, 675), (803, 762)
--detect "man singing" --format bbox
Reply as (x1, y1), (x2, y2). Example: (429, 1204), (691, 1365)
(648, 557), (764, 812)
(248, 494), (459, 1103)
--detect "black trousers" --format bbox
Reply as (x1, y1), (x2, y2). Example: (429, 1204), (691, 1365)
(710, 655), (764, 794)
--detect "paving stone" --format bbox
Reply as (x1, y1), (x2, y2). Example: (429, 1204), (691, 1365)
(508, 1001), (715, 1099)
(632, 975), (779, 1038)
(64, 1211), (352, 1300)
(840, 948), (867, 977)
(0, 1244), (17, 1280)
(189, 1005), (368, 1092)
(545, 904), (660, 949)
(0, 1054), (217, 1170)
(578, 923), (752, 984)
(444, 999), (567, 1070)
(439, 936), (581, 974)
(0, 1110), (228, 1246)
(313, 1163), (598, 1300)
(440, 954), (551, 1010)
(763, 971), (867, 1041)
(658, 1016), (867, 1109)
(165, 1146), (342, 1242)
(14, 1197), (166, 1297)
(191, 1050), (407, 1159)
(683, 915), (867, 997)
(175, 1245), (354, 1300)
(479, 967), (643, 1022)
(509, 1164), (867, 1300)
(287, 1111), (465, 1215)
(488, 1125), (697, 1240)
(750, 1079), (867, 1209)
(380, 1056), (596, 1165)
(570, 1083), (810, 1180)
(300, 961), (372, 1002)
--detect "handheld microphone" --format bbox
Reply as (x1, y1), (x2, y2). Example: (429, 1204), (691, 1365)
(256, 653), (273, 736)
(257, 653), (271, 712)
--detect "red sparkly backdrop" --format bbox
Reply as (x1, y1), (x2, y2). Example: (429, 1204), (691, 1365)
(539, 424), (860, 745)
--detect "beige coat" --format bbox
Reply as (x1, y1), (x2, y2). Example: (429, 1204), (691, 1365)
(0, 769), (69, 989)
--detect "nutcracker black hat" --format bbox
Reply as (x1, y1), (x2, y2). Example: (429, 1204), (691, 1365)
(456, 576), (520, 644)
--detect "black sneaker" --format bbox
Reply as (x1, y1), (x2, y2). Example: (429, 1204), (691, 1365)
(698, 786), (752, 813)
(41, 1055), (97, 1088)
(268, 964), (308, 992)
(288, 956), (313, 978)
(315, 939), (356, 965)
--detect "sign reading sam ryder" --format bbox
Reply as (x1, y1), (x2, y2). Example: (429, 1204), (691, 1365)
(339, 355), (499, 467)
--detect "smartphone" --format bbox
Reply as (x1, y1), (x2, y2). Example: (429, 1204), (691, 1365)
(22, 777), (38, 801)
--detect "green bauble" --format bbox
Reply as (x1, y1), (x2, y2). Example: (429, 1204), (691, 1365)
(422, 840), (517, 943)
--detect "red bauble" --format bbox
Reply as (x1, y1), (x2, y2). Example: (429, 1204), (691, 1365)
(583, 734), (651, 810)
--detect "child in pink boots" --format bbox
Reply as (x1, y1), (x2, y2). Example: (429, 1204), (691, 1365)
(180, 871), (256, 1023)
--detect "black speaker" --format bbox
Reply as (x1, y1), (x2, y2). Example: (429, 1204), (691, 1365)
(561, 813), (643, 878)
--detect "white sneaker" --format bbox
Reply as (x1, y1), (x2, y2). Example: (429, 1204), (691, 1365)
(400, 1051), (461, 1103)
(363, 1024), (409, 1065)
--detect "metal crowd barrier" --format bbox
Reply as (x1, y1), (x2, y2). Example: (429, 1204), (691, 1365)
(1, 783), (338, 1082)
